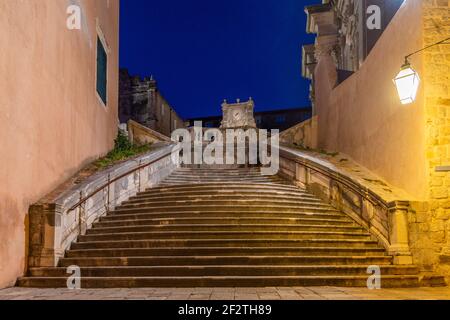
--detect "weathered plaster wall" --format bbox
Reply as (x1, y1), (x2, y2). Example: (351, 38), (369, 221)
(314, 0), (428, 199)
(279, 116), (318, 149)
(0, 0), (119, 288)
(154, 92), (186, 137)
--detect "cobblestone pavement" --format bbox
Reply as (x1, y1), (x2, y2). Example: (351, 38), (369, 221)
(1, 287), (450, 300)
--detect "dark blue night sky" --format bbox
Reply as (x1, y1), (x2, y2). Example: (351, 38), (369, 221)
(119, 0), (320, 119)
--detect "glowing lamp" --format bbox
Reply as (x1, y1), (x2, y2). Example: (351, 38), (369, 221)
(392, 37), (449, 105)
(393, 62), (420, 105)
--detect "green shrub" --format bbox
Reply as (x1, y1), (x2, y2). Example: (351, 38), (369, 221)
(94, 131), (152, 169)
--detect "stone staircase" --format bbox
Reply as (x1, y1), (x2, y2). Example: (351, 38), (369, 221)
(18, 167), (420, 288)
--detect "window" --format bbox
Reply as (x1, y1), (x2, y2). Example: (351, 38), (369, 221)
(174, 119), (177, 128)
(96, 37), (108, 105)
(161, 104), (165, 116)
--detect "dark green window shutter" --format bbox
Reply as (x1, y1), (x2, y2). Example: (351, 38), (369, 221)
(96, 37), (108, 105)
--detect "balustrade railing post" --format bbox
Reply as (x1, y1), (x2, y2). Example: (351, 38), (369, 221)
(387, 201), (413, 265)
(106, 173), (111, 214)
(78, 190), (83, 235)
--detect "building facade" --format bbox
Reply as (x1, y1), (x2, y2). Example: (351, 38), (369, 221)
(302, 0), (405, 113)
(0, 0), (120, 288)
(119, 69), (185, 137)
(300, 0), (450, 279)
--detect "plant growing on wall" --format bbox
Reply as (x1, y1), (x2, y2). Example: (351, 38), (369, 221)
(94, 130), (152, 168)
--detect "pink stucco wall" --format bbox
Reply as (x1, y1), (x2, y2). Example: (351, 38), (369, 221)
(0, 0), (119, 288)
(313, 0), (428, 199)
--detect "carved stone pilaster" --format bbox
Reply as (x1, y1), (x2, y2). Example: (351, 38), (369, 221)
(28, 203), (64, 267)
(314, 34), (340, 61)
(387, 201), (413, 265)
(332, 0), (361, 71)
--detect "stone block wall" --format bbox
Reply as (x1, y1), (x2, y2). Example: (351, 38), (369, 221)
(119, 69), (186, 137)
(413, 0), (450, 279)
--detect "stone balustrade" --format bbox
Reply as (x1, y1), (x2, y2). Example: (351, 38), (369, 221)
(28, 144), (179, 268)
(277, 145), (414, 265)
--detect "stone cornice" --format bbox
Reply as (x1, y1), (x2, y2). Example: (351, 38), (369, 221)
(305, 3), (336, 35)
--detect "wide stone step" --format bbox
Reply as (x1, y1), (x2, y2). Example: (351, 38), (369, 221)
(57, 255), (393, 267)
(88, 223), (365, 234)
(130, 190), (316, 200)
(158, 182), (292, 187)
(162, 178), (282, 183)
(162, 174), (283, 179)
(176, 167), (261, 172)
(71, 238), (381, 250)
(166, 176), (271, 181)
(66, 246), (387, 258)
(100, 211), (349, 221)
(143, 183), (302, 192)
(166, 173), (273, 179)
(126, 193), (319, 204)
(17, 275), (420, 288)
(174, 167), (261, 173)
(159, 183), (295, 187)
(170, 166), (261, 170)
(119, 199), (325, 209)
(164, 173), (282, 178)
(95, 217), (355, 227)
(78, 230), (372, 242)
(169, 173), (266, 178)
(112, 205), (339, 215)
(29, 265), (418, 277)
(141, 183), (302, 194)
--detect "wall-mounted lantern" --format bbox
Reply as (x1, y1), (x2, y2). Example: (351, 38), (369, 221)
(393, 61), (420, 105)
(393, 37), (449, 104)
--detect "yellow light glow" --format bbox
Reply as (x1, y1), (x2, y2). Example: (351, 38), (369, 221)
(393, 64), (420, 105)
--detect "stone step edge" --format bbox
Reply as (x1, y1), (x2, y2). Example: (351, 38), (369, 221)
(97, 217), (352, 224)
(90, 224), (364, 232)
(66, 246), (387, 252)
(102, 212), (348, 219)
(30, 265), (417, 272)
(121, 199), (325, 206)
(144, 183), (302, 191)
(113, 205), (339, 212)
(72, 238), (380, 244)
(80, 230), (372, 237)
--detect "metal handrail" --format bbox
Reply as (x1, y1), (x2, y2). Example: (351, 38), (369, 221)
(68, 152), (172, 212)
